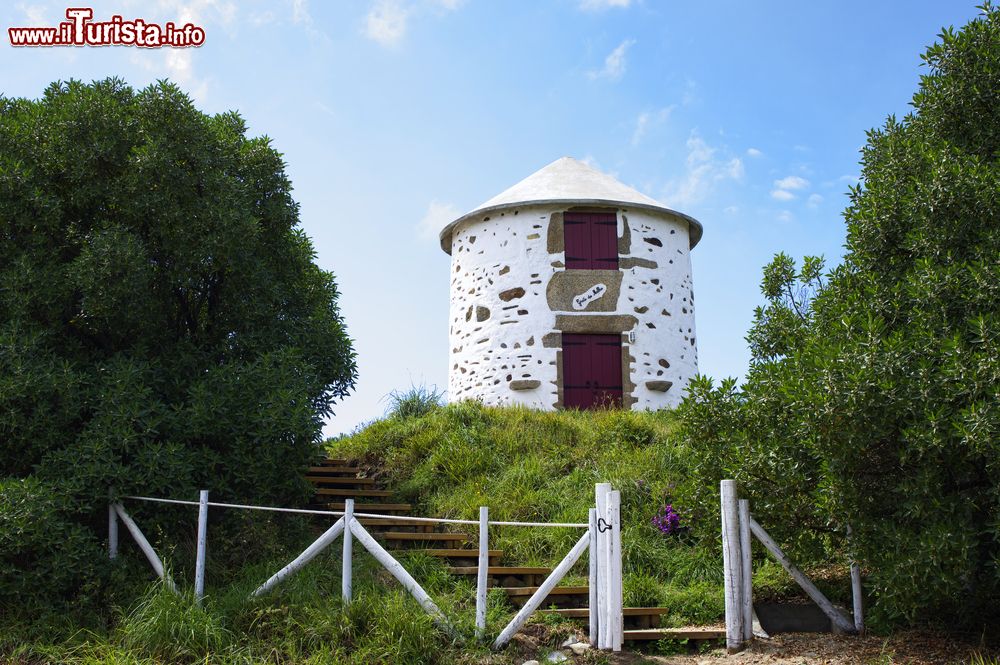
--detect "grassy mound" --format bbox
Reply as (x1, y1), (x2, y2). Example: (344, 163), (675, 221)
(329, 401), (725, 622)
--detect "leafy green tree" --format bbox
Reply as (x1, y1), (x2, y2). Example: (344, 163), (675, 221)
(679, 6), (1000, 627)
(0, 79), (356, 603)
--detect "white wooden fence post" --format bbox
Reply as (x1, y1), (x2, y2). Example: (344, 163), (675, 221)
(595, 483), (611, 650)
(748, 516), (856, 634)
(342, 499), (354, 604)
(720, 480), (745, 652)
(588, 507), (598, 646)
(194, 490), (209, 605)
(738, 498), (753, 642)
(848, 525), (864, 634)
(349, 517), (455, 636)
(108, 502), (119, 560)
(492, 530), (590, 649)
(252, 517), (345, 597)
(476, 506), (489, 640)
(113, 504), (178, 593)
(607, 489), (623, 652)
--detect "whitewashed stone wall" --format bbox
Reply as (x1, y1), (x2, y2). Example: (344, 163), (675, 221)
(446, 204), (697, 410)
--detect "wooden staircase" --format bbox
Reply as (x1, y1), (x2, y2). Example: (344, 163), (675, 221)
(307, 457), (723, 643)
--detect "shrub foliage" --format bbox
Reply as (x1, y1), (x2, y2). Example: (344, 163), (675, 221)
(678, 6), (1000, 627)
(0, 79), (356, 603)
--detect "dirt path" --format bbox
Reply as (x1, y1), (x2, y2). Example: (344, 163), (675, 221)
(622, 632), (995, 665)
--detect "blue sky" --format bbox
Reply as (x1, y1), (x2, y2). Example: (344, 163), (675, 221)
(1, 1), (984, 435)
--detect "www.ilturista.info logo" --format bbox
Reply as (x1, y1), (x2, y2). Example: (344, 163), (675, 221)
(8, 8), (205, 47)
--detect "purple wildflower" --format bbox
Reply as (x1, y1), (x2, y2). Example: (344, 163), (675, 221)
(652, 503), (682, 535)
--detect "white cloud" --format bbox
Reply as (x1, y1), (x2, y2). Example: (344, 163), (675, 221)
(249, 10), (275, 25)
(156, 0), (238, 31)
(631, 106), (674, 146)
(578, 0), (631, 9)
(773, 175), (810, 190)
(770, 175), (810, 201)
(777, 210), (794, 222)
(362, 0), (462, 46)
(723, 157), (744, 180)
(365, 0), (409, 46)
(418, 200), (461, 240)
(724, 205), (739, 215)
(588, 39), (635, 81)
(807, 193), (823, 207)
(746, 147), (763, 158)
(127, 0), (245, 98)
(291, 0), (311, 24)
(17, 3), (49, 24)
(662, 132), (744, 209)
(131, 47), (208, 102)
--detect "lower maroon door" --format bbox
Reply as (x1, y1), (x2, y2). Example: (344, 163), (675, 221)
(562, 333), (623, 410)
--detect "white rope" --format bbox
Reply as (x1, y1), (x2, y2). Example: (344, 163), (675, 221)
(123, 495), (587, 528)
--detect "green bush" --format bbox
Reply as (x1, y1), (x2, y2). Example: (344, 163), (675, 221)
(0, 477), (104, 606)
(678, 6), (1000, 629)
(0, 78), (356, 604)
(386, 384), (445, 419)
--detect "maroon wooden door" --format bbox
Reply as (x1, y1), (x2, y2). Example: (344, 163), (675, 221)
(562, 333), (623, 409)
(564, 212), (618, 270)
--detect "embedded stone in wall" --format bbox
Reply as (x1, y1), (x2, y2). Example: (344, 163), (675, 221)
(499, 287), (526, 302)
(476, 306), (491, 322)
(510, 379), (541, 391)
(555, 314), (638, 334)
(646, 380), (673, 392)
(617, 214), (631, 254)
(546, 212), (565, 254)
(643, 237), (663, 247)
(546, 270), (622, 312)
(619, 257), (657, 270)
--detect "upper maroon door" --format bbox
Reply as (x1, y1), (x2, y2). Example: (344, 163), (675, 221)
(564, 212), (618, 270)
(562, 333), (623, 410)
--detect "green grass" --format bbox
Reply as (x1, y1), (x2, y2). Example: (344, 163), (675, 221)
(3, 549), (498, 664)
(329, 401), (725, 626)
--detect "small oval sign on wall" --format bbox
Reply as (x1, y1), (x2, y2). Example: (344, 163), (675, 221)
(572, 283), (607, 310)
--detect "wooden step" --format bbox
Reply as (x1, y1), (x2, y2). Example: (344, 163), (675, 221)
(501, 586), (588, 598)
(306, 476), (375, 486)
(448, 566), (551, 576)
(384, 532), (472, 543)
(541, 606), (669, 629)
(449, 565), (550, 587)
(623, 627), (725, 642)
(356, 517), (449, 529)
(313, 488), (393, 498)
(502, 585), (589, 608)
(413, 548), (499, 557)
(308, 466), (360, 474)
(318, 458), (348, 466)
(325, 502), (411, 514)
(409, 549), (502, 566)
(540, 607), (669, 618)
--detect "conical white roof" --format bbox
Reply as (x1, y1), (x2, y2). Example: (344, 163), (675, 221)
(440, 157), (703, 253)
